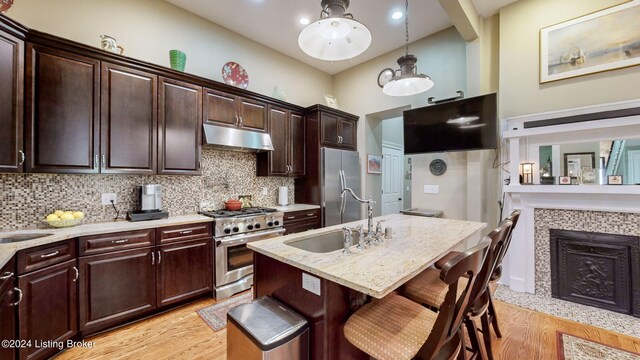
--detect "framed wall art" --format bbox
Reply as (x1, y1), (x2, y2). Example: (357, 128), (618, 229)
(367, 155), (382, 174)
(540, 1), (640, 83)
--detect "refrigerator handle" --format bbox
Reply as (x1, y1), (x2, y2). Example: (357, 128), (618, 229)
(339, 170), (347, 213)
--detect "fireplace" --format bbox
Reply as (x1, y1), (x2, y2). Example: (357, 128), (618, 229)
(550, 229), (640, 317)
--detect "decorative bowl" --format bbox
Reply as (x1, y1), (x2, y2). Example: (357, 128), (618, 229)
(224, 199), (242, 211)
(45, 217), (83, 228)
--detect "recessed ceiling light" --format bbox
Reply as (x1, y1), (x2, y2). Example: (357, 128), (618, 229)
(392, 11), (403, 20)
(299, 17), (310, 25)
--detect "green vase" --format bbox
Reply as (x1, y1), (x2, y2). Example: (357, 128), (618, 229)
(169, 50), (186, 72)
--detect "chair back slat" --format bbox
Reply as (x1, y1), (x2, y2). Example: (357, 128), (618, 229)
(415, 240), (490, 359)
(493, 210), (521, 281)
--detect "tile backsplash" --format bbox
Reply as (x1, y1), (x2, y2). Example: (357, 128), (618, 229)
(0, 149), (294, 230)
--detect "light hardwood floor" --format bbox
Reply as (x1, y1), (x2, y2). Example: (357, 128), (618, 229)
(59, 298), (640, 360)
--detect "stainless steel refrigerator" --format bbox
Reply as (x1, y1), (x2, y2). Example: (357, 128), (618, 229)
(321, 147), (362, 226)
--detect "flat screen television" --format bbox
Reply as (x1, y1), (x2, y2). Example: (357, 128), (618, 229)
(403, 93), (497, 154)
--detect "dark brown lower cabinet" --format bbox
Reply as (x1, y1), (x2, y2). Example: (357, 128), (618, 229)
(79, 247), (155, 334)
(17, 259), (77, 360)
(156, 238), (212, 307)
(0, 258), (17, 360)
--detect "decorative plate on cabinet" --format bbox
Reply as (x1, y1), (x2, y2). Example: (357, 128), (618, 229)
(0, 0), (14, 13)
(222, 61), (249, 89)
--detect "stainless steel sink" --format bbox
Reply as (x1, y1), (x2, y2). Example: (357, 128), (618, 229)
(0, 233), (53, 244)
(285, 230), (360, 253)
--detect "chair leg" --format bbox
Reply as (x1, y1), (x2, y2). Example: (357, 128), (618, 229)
(480, 312), (495, 360)
(457, 328), (468, 360)
(488, 295), (502, 338)
(464, 317), (488, 360)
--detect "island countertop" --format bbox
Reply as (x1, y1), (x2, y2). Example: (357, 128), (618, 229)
(248, 214), (486, 299)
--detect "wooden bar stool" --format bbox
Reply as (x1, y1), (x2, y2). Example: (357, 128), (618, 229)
(402, 220), (513, 360)
(343, 240), (490, 360)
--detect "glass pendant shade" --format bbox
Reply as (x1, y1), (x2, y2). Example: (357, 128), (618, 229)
(383, 54), (434, 96)
(298, 0), (371, 61)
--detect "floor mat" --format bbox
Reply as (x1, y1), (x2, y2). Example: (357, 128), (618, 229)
(196, 292), (253, 332)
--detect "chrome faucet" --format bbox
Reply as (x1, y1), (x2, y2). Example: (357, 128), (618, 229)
(342, 227), (353, 254)
(340, 187), (376, 238)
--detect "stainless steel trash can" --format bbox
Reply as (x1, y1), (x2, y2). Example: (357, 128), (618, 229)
(227, 296), (309, 360)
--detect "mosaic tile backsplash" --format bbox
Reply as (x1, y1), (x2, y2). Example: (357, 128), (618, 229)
(534, 208), (640, 296)
(0, 149), (294, 231)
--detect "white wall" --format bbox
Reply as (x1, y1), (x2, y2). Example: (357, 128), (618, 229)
(499, 0), (639, 118)
(5, 0), (332, 107)
(382, 117), (404, 146)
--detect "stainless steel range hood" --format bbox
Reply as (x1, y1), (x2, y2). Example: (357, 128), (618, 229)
(203, 124), (274, 152)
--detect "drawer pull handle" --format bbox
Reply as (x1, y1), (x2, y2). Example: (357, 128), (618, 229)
(12, 288), (22, 306)
(306, 213), (315, 217)
(151, 252), (155, 265)
(158, 251), (162, 264)
(180, 230), (193, 235)
(73, 267), (79, 282)
(40, 251), (60, 258)
(112, 239), (129, 244)
(0, 272), (13, 280)
(287, 216), (296, 220)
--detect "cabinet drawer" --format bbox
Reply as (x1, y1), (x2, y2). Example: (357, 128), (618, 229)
(157, 222), (212, 245)
(283, 209), (320, 223)
(79, 229), (155, 256)
(0, 257), (15, 290)
(17, 239), (76, 275)
(284, 220), (319, 235)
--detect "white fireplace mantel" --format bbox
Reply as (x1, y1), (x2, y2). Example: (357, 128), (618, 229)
(501, 99), (640, 294)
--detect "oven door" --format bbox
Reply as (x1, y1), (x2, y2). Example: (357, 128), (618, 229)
(215, 227), (284, 287)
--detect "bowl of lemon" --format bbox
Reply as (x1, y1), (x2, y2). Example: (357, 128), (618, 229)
(45, 210), (85, 228)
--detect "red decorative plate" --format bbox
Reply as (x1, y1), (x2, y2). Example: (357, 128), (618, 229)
(0, 0), (14, 13)
(222, 62), (249, 89)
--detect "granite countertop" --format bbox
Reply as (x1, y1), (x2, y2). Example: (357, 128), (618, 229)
(0, 215), (213, 269)
(248, 214), (486, 299)
(271, 204), (320, 212)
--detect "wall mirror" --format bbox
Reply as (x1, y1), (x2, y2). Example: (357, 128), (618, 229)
(539, 138), (640, 184)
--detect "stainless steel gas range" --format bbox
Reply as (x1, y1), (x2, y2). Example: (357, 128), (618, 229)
(200, 205), (284, 300)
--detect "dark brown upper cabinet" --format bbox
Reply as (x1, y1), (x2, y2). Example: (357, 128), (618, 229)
(319, 112), (357, 150)
(158, 77), (202, 175)
(257, 106), (305, 177)
(25, 44), (100, 174)
(0, 21), (24, 173)
(101, 62), (158, 175)
(204, 88), (268, 133)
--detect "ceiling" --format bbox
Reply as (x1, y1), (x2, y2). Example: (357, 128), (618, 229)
(166, 0), (517, 75)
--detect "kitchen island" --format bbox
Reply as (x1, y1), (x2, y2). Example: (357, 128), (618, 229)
(248, 214), (486, 360)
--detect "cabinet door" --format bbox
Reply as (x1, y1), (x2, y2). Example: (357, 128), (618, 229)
(101, 63), (157, 174)
(156, 239), (212, 307)
(79, 247), (155, 334)
(266, 106), (289, 176)
(17, 259), (77, 360)
(0, 29), (23, 173)
(158, 77), (202, 175)
(203, 88), (238, 128)
(0, 270), (16, 360)
(25, 45), (100, 174)
(289, 112), (306, 177)
(339, 118), (357, 150)
(320, 113), (339, 147)
(239, 97), (267, 132)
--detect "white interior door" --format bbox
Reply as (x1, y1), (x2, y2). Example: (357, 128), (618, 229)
(382, 145), (403, 215)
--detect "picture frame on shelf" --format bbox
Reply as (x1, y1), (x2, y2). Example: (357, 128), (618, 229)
(559, 176), (572, 185)
(540, 1), (640, 83)
(367, 155), (382, 174)
(608, 175), (623, 185)
(579, 168), (597, 184)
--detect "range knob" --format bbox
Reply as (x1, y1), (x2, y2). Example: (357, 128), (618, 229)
(247, 224), (254, 230)
(232, 226), (240, 233)
(267, 221), (273, 227)
(254, 223), (261, 229)
(274, 220), (280, 226)
(223, 227), (231, 234)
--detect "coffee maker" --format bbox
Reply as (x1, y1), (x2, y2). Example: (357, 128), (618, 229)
(127, 184), (169, 221)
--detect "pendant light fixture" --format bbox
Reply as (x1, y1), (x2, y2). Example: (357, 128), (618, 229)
(383, 0), (434, 96)
(298, 0), (371, 61)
